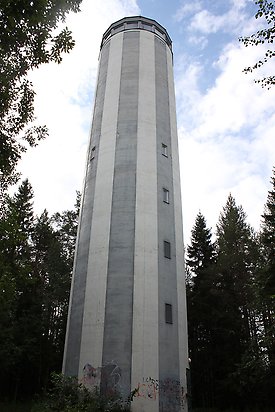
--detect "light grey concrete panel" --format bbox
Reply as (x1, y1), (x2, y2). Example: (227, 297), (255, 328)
(78, 32), (124, 378)
(131, 30), (159, 412)
(63, 41), (110, 376)
(155, 37), (181, 411)
(102, 31), (140, 398)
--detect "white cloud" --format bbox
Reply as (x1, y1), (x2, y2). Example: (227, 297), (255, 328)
(230, 0), (248, 11)
(189, 9), (225, 34)
(176, 34), (275, 242)
(193, 42), (275, 137)
(174, 1), (202, 22)
(188, 5), (248, 36)
(188, 34), (208, 49)
(175, 0), (256, 54)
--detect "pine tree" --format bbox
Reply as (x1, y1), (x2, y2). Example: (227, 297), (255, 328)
(187, 211), (215, 279)
(213, 194), (260, 409)
(261, 167), (275, 297)
(52, 190), (80, 265)
(258, 167), (275, 402)
(186, 212), (216, 408)
(32, 210), (72, 390)
(0, 183), (80, 400)
(0, 179), (35, 399)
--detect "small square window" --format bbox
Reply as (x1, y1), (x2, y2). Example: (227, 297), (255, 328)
(165, 303), (173, 324)
(164, 241), (171, 259)
(90, 146), (96, 161)
(163, 188), (169, 204)
(162, 143), (168, 157)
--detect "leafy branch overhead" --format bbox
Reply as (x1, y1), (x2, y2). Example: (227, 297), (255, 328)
(239, 0), (275, 88)
(0, 0), (82, 191)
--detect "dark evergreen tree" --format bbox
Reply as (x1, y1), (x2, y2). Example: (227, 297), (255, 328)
(186, 211), (215, 279)
(213, 194), (261, 409)
(0, 179), (35, 399)
(186, 191), (275, 411)
(52, 191), (81, 266)
(0, 183), (80, 400)
(261, 167), (275, 297)
(31, 210), (72, 391)
(186, 212), (216, 409)
(257, 167), (275, 403)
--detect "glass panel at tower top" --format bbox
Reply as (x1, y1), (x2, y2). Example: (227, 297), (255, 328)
(101, 15), (172, 51)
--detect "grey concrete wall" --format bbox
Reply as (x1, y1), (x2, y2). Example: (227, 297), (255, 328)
(63, 40), (110, 376)
(101, 30), (140, 397)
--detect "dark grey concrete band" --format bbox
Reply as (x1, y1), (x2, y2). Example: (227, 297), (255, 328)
(64, 41), (110, 376)
(101, 30), (140, 397)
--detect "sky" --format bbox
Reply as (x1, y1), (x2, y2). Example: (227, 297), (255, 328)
(19, 0), (275, 244)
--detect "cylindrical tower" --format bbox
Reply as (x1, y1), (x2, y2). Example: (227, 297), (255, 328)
(63, 16), (189, 412)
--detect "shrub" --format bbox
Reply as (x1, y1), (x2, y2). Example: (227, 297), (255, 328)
(31, 373), (130, 412)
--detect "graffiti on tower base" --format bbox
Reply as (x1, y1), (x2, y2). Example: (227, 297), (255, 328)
(135, 376), (187, 410)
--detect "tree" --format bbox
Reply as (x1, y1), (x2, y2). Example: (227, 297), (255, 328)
(0, 0), (82, 191)
(261, 166), (275, 296)
(0, 183), (80, 400)
(257, 167), (275, 401)
(239, 0), (275, 88)
(31, 210), (73, 391)
(213, 194), (262, 409)
(186, 195), (274, 410)
(186, 212), (216, 408)
(186, 211), (215, 280)
(52, 191), (81, 265)
(0, 179), (35, 400)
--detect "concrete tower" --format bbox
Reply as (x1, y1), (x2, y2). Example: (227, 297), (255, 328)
(63, 16), (189, 412)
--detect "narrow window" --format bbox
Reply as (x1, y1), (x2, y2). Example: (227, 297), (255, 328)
(165, 303), (173, 324)
(164, 241), (171, 259)
(162, 143), (168, 157)
(163, 188), (169, 204)
(90, 146), (96, 161)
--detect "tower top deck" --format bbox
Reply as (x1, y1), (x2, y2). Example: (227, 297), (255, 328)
(101, 16), (172, 51)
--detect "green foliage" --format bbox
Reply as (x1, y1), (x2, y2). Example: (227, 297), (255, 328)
(187, 188), (275, 410)
(186, 212), (216, 408)
(257, 167), (275, 396)
(239, 0), (275, 88)
(31, 373), (130, 412)
(186, 211), (215, 278)
(0, 0), (82, 191)
(0, 182), (80, 400)
(213, 195), (263, 408)
(260, 167), (275, 296)
(0, 179), (35, 390)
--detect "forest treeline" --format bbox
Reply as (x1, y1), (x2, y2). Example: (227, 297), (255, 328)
(0, 180), (80, 401)
(186, 168), (275, 411)
(0, 169), (274, 411)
